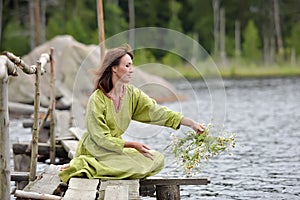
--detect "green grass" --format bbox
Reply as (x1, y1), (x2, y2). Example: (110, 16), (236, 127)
(218, 65), (300, 79)
(140, 63), (300, 80)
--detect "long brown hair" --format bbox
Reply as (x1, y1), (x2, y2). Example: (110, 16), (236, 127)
(94, 44), (134, 93)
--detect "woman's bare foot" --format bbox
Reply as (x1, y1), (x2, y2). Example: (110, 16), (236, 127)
(59, 164), (70, 171)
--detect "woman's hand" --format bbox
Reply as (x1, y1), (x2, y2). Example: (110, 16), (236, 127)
(125, 141), (154, 160)
(191, 122), (206, 134)
(181, 117), (205, 134)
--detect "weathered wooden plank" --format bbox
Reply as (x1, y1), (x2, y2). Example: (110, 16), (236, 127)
(140, 177), (210, 186)
(14, 190), (62, 200)
(9, 102), (47, 117)
(61, 140), (78, 159)
(68, 178), (99, 190)
(63, 178), (99, 200)
(11, 171), (30, 182)
(24, 165), (61, 195)
(68, 127), (85, 140)
(104, 185), (128, 200)
(99, 180), (139, 200)
(23, 119), (50, 128)
(56, 111), (72, 138)
(63, 189), (98, 200)
(12, 142), (68, 158)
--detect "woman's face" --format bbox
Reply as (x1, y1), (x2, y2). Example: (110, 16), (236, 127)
(112, 54), (133, 83)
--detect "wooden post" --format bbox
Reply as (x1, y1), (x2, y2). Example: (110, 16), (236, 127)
(28, 52), (50, 181)
(49, 48), (56, 164)
(0, 57), (10, 200)
(156, 185), (180, 200)
(29, 59), (41, 181)
(97, 0), (105, 59)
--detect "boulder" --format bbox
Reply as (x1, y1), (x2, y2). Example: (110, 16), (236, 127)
(8, 35), (181, 112)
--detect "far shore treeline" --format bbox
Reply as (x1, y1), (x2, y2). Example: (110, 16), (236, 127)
(1, 0), (300, 78)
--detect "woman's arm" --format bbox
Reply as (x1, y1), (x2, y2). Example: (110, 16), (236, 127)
(124, 141), (153, 160)
(180, 117), (205, 134)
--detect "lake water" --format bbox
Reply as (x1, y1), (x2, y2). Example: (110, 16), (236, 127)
(9, 77), (300, 199)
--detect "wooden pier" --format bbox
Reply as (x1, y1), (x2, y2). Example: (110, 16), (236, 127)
(13, 164), (210, 200)
(12, 124), (210, 199)
(1, 50), (210, 199)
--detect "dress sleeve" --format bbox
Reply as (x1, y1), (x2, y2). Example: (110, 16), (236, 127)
(131, 86), (183, 130)
(84, 93), (125, 154)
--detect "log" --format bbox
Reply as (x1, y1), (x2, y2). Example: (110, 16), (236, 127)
(140, 177), (210, 198)
(14, 190), (62, 200)
(9, 102), (47, 117)
(2, 51), (37, 74)
(11, 171), (30, 182)
(29, 58), (41, 181)
(12, 143), (68, 158)
(49, 48), (56, 164)
(156, 185), (180, 200)
(0, 55), (18, 76)
(140, 177), (210, 186)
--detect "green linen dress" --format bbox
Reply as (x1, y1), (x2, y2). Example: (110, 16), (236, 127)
(59, 84), (183, 183)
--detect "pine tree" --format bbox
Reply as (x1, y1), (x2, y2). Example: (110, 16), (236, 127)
(242, 20), (261, 62)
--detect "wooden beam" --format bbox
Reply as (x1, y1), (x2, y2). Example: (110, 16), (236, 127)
(140, 177), (210, 186)
(63, 178), (99, 200)
(24, 165), (61, 195)
(11, 171), (30, 182)
(61, 140), (78, 159)
(14, 190), (62, 200)
(156, 185), (180, 200)
(104, 185), (128, 200)
(12, 143), (68, 158)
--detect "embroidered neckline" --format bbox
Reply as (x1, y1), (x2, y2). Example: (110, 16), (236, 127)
(105, 85), (126, 113)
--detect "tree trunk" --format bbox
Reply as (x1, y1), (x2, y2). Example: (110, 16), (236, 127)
(29, 0), (36, 49)
(235, 20), (241, 57)
(212, 0), (220, 57)
(49, 48), (56, 164)
(97, 0), (105, 60)
(128, 0), (135, 48)
(29, 61), (41, 182)
(291, 48), (296, 66)
(263, 31), (270, 65)
(273, 0), (283, 53)
(0, 59), (10, 200)
(108, 0), (119, 4)
(40, 0), (46, 43)
(34, 0), (41, 46)
(13, 0), (20, 24)
(0, 0), (3, 48)
(270, 36), (275, 64)
(220, 7), (226, 65)
(191, 32), (199, 65)
(262, 0), (273, 65)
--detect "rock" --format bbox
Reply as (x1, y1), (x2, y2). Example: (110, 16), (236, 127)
(8, 35), (182, 111)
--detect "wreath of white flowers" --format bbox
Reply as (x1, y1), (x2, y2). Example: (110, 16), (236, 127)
(166, 123), (236, 176)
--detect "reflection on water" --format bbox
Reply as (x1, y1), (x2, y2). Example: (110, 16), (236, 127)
(10, 77), (300, 199)
(127, 77), (300, 199)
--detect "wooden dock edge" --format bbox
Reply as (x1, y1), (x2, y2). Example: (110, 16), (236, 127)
(12, 167), (210, 200)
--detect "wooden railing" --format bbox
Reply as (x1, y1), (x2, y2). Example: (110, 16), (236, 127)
(0, 49), (56, 199)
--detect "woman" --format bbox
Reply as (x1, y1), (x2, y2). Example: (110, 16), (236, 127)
(59, 45), (205, 183)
